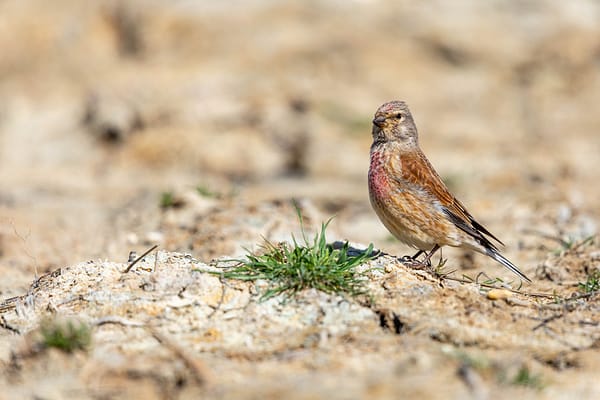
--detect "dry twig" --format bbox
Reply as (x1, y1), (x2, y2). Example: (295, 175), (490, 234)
(124, 244), (158, 273)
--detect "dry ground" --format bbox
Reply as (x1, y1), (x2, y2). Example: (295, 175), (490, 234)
(1, 1), (599, 399)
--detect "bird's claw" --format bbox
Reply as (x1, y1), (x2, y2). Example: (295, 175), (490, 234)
(398, 255), (428, 269)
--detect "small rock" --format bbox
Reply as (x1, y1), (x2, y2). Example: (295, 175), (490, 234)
(486, 289), (512, 300)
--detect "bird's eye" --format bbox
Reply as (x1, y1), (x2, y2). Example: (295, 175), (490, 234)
(395, 113), (403, 120)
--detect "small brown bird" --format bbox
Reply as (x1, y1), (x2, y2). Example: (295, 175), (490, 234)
(368, 100), (531, 282)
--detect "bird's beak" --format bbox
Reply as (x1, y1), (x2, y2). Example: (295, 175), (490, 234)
(372, 116), (386, 128)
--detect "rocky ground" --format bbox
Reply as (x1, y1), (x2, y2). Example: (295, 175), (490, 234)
(1, 1), (599, 399)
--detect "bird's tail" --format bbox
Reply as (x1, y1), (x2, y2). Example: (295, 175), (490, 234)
(485, 249), (532, 283)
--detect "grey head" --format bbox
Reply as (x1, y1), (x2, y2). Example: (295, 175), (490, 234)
(371, 100), (418, 146)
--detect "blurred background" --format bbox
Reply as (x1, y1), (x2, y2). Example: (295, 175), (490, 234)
(1, 0), (599, 294)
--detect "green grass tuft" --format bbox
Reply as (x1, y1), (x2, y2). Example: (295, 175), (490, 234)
(511, 366), (544, 389)
(433, 257), (455, 279)
(578, 268), (600, 293)
(452, 350), (491, 371)
(216, 215), (376, 301)
(160, 191), (176, 209)
(40, 319), (91, 353)
(553, 234), (595, 255)
(160, 191), (185, 209)
(196, 184), (219, 198)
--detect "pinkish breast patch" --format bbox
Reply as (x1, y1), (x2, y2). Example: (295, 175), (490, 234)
(368, 150), (390, 199)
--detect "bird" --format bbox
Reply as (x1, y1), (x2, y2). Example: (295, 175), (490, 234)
(368, 100), (531, 282)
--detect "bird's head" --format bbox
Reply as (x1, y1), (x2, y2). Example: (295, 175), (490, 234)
(371, 101), (418, 147)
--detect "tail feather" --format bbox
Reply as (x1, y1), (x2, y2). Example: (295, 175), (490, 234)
(486, 249), (532, 283)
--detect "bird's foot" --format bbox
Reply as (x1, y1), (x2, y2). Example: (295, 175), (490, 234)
(398, 255), (431, 269)
(373, 249), (388, 259)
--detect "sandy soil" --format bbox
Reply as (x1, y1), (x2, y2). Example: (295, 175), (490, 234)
(1, 1), (599, 399)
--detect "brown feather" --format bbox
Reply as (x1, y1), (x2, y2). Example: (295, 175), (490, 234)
(395, 149), (504, 246)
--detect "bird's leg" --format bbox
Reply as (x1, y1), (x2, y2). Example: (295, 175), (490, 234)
(399, 249), (427, 267)
(399, 250), (423, 263)
(411, 250), (424, 260)
(419, 244), (441, 267)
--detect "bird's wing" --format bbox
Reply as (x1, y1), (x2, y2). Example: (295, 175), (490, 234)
(396, 149), (504, 248)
